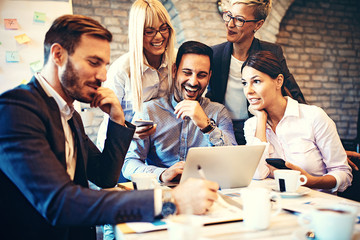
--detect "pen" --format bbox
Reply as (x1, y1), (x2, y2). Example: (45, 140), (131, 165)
(197, 165), (221, 190)
(197, 165), (241, 212)
(283, 208), (300, 216)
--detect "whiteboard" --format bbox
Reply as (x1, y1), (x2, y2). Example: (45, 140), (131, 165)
(0, 0), (72, 94)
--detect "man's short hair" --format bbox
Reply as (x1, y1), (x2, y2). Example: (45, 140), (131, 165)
(175, 41), (214, 71)
(231, 0), (272, 20)
(43, 14), (112, 64)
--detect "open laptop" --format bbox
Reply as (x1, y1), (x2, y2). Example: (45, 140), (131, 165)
(179, 145), (266, 189)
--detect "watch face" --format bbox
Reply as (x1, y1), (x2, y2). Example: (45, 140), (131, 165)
(210, 119), (216, 127)
(162, 202), (177, 217)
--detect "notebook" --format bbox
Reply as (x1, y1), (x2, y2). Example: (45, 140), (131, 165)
(179, 144), (266, 189)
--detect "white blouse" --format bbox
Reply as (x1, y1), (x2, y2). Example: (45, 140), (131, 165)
(245, 97), (352, 192)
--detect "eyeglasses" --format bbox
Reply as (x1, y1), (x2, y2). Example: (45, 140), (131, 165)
(144, 25), (170, 37)
(222, 11), (260, 27)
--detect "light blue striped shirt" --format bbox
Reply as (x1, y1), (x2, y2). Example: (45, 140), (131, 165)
(122, 95), (237, 180)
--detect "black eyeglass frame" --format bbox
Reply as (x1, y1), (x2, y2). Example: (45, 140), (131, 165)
(143, 24), (171, 37)
(222, 11), (260, 27)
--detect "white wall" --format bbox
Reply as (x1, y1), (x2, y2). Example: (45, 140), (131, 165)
(0, 0), (72, 94)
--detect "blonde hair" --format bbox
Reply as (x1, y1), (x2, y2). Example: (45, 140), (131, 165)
(128, 0), (176, 112)
(230, 0), (272, 20)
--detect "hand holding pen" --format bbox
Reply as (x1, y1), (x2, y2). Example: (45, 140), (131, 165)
(172, 176), (219, 214)
(197, 165), (242, 213)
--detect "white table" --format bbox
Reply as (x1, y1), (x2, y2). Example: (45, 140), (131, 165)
(115, 179), (360, 240)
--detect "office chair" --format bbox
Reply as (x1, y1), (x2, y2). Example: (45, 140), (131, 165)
(341, 104), (360, 153)
(339, 104), (360, 201)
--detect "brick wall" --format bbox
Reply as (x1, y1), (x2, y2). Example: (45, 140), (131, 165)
(277, 0), (360, 138)
(172, 0), (227, 46)
(72, 0), (359, 142)
(72, 0), (133, 142)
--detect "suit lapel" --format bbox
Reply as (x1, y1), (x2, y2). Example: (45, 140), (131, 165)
(220, 42), (233, 103)
(248, 38), (260, 55)
(31, 77), (68, 168)
(31, 77), (89, 186)
(70, 112), (89, 187)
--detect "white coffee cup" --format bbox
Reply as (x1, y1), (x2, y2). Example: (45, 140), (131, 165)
(240, 187), (282, 230)
(131, 173), (158, 190)
(167, 214), (203, 240)
(274, 170), (307, 193)
(298, 204), (358, 240)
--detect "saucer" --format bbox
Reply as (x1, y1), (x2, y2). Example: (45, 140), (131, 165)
(291, 228), (312, 240)
(291, 228), (360, 240)
(272, 186), (311, 198)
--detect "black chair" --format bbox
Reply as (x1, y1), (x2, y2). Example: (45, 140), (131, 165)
(339, 104), (360, 201)
(341, 104), (360, 153)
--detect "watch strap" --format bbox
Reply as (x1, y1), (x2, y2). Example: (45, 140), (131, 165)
(161, 189), (177, 218)
(200, 118), (216, 134)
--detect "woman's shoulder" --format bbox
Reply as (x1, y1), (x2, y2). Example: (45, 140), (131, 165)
(212, 41), (231, 52)
(298, 102), (330, 121)
(256, 38), (279, 48)
(244, 115), (258, 126)
(109, 52), (130, 70)
(106, 52), (131, 83)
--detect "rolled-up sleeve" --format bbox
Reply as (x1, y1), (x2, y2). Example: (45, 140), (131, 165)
(244, 117), (270, 179)
(207, 107), (237, 146)
(313, 109), (352, 192)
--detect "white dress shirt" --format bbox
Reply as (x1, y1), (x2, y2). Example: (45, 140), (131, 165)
(96, 52), (170, 150)
(245, 97), (352, 192)
(36, 73), (77, 180)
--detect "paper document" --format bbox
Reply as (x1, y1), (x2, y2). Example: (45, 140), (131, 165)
(116, 193), (243, 234)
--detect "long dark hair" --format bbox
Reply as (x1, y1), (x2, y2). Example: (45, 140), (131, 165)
(241, 51), (292, 97)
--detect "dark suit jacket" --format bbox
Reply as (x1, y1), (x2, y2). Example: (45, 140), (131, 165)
(206, 39), (306, 104)
(0, 77), (155, 240)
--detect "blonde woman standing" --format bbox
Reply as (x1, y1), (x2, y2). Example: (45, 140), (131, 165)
(97, 0), (176, 149)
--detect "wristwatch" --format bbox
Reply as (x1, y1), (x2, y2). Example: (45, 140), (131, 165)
(200, 118), (216, 134)
(161, 189), (177, 218)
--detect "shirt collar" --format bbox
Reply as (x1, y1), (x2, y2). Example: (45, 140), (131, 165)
(143, 54), (167, 72)
(36, 73), (74, 121)
(265, 96), (299, 129)
(283, 96), (300, 118)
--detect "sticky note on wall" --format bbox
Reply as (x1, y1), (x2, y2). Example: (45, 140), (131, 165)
(4, 19), (19, 30)
(21, 79), (30, 85)
(15, 34), (31, 44)
(30, 60), (42, 73)
(34, 11), (46, 23)
(6, 51), (20, 63)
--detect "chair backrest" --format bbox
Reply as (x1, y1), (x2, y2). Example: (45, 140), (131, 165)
(357, 104), (360, 141)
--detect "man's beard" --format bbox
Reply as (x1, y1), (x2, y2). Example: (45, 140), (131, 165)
(174, 81), (203, 102)
(60, 58), (92, 103)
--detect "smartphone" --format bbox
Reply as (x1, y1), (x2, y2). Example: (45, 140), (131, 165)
(134, 120), (154, 127)
(265, 158), (290, 169)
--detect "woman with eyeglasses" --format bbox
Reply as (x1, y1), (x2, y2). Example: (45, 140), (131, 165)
(242, 51), (352, 193)
(98, 1), (175, 238)
(206, 0), (305, 145)
(97, 0), (176, 149)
